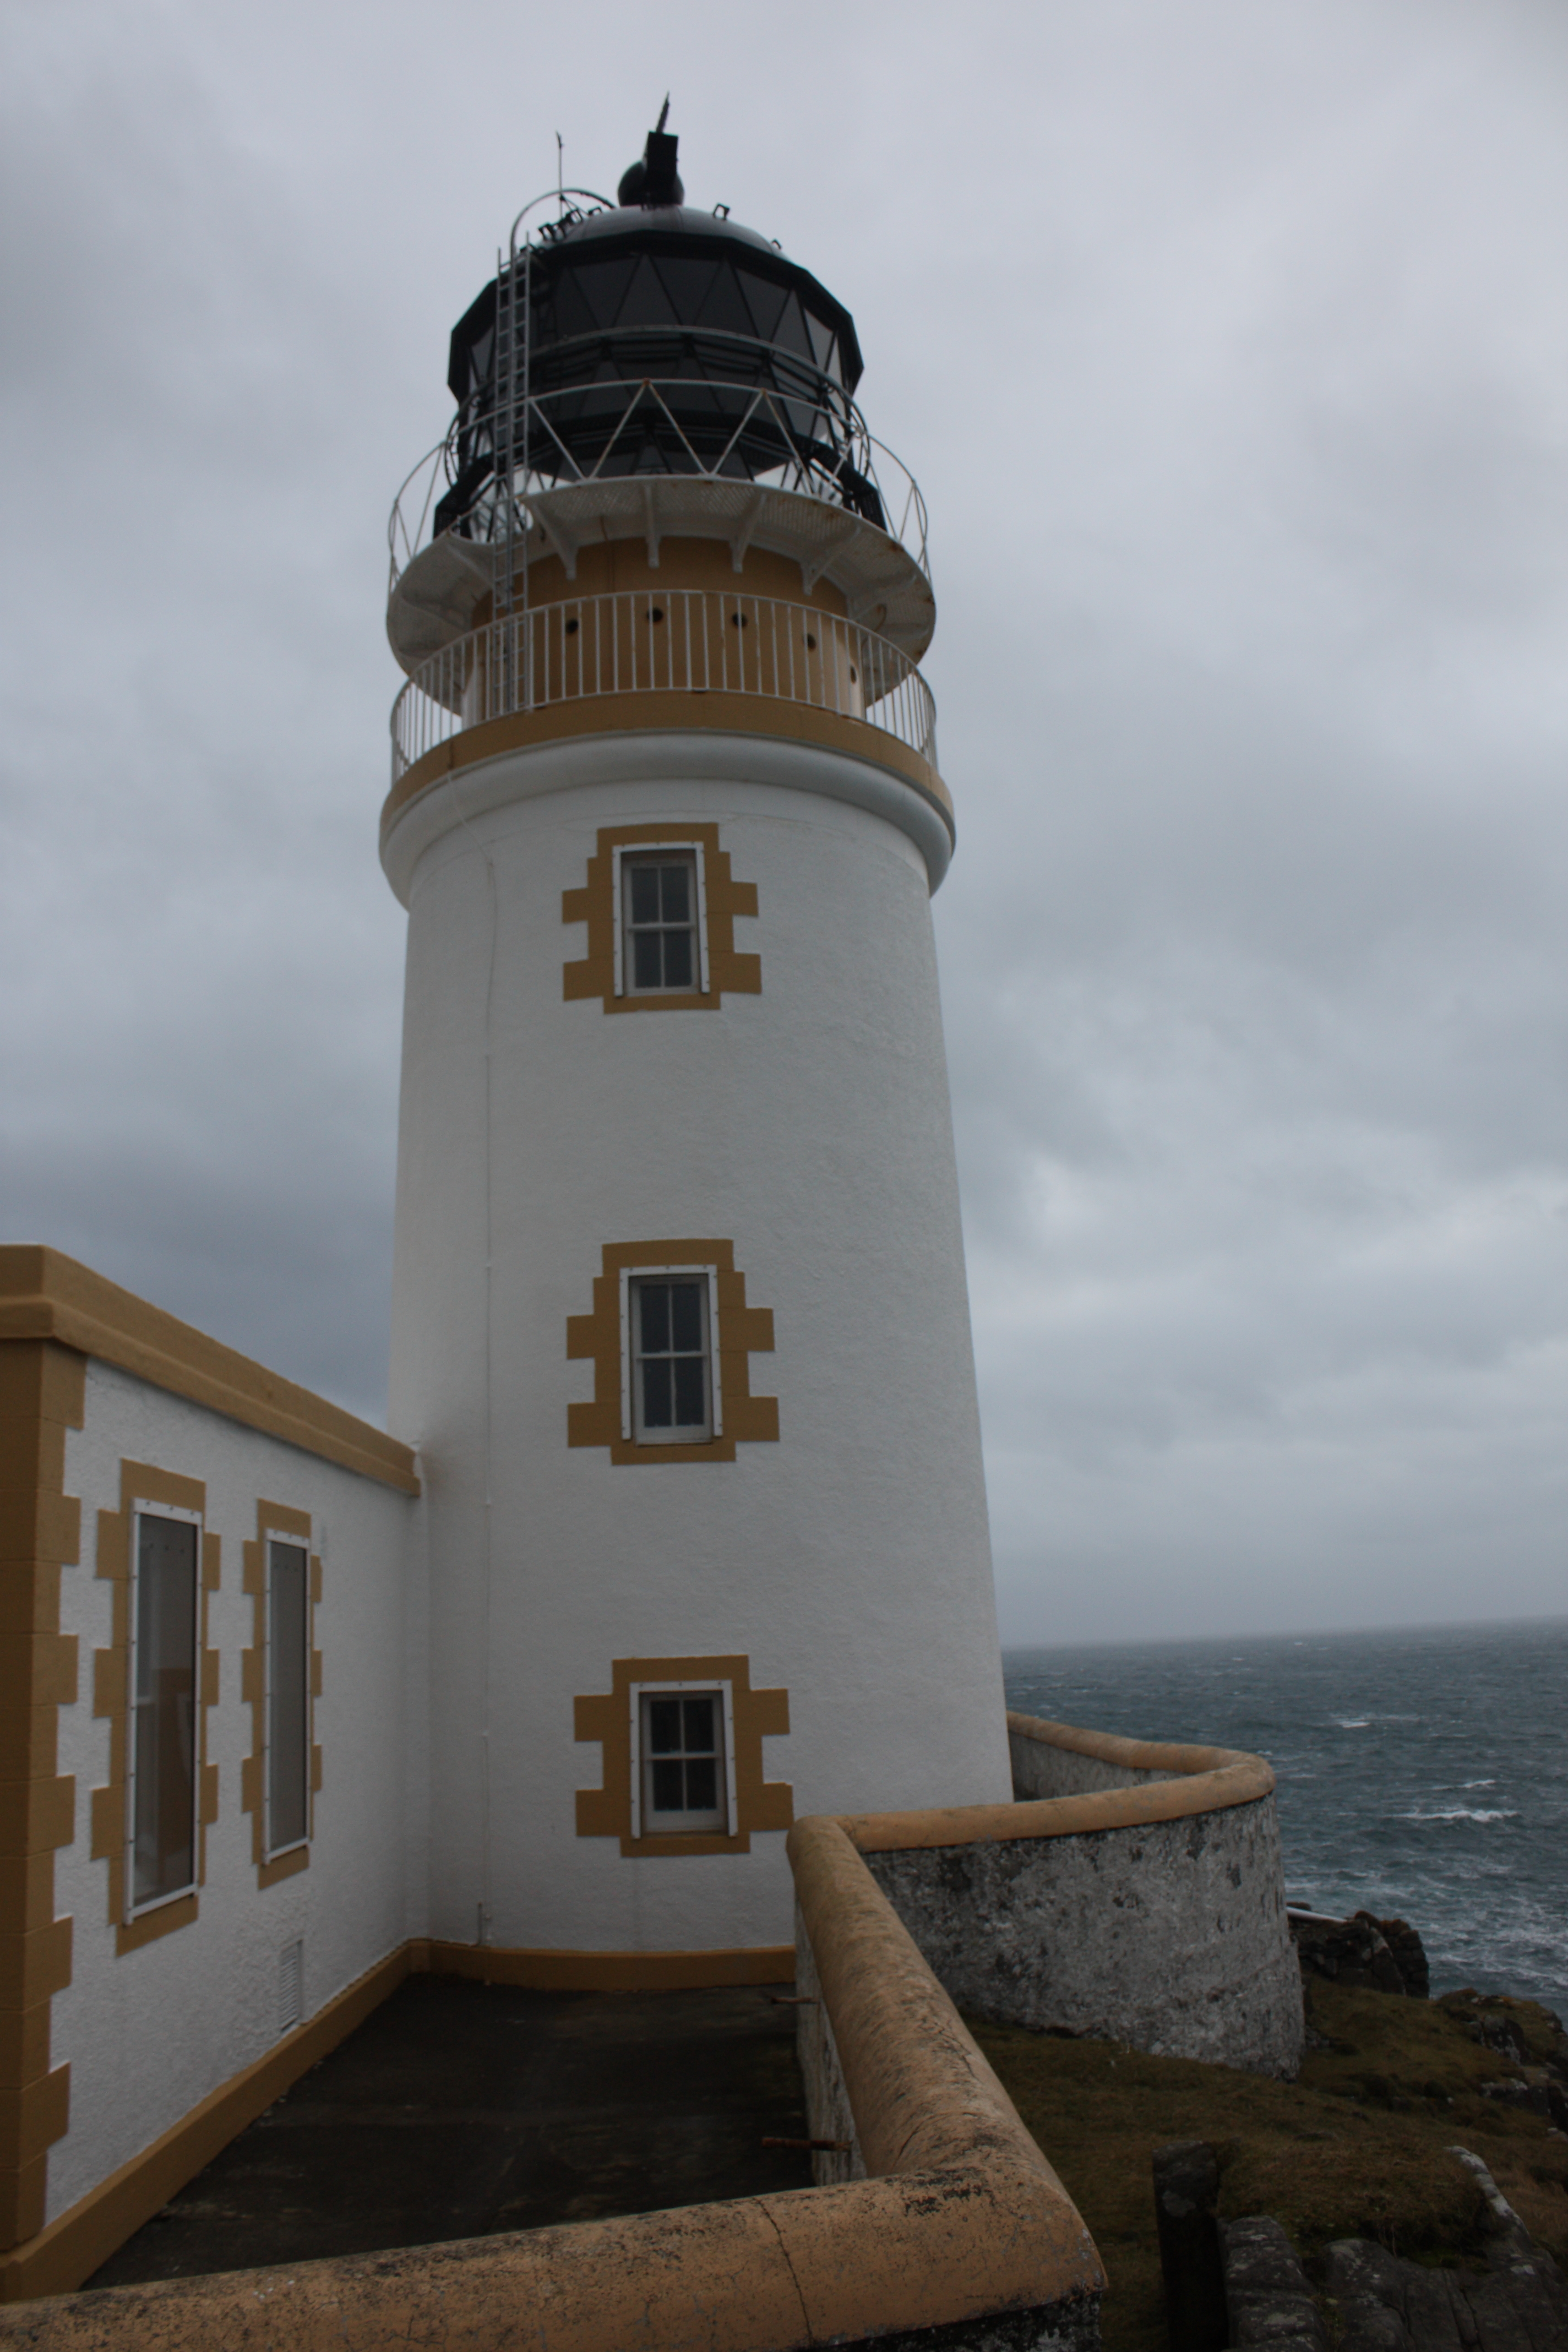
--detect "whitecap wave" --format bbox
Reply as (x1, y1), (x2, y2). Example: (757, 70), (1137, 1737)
(1402, 1806), (1520, 1825)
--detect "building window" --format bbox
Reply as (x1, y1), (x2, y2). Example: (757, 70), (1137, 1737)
(617, 846), (709, 997)
(630, 1682), (737, 1837)
(625, 1268), (717, 1444)
(128, 1505), (200, 1917)
(265, 1536), (310, 1858)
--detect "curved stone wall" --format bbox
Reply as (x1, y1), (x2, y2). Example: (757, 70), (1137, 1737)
(844, 1713), (1304, 2081)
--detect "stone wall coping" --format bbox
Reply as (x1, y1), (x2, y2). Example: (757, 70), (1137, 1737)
(1, 1822), (1103, 2349)
(839, 1711), (1276, 1852)
(0, 1248), (419, 1495)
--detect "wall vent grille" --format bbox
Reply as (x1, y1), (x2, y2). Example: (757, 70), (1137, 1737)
(279, 1939), (304, 2035)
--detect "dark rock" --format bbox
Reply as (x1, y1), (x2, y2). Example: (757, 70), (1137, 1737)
(1219, 2214), (1328, 2350)
(1362, 1914), (1429, 2000)
(1152, 2141), (1227, 2352)
(1317, 2157), (1568, 2352)
(1478, 2071), (1568, 2126)
(1321, 2241), (1412, 2351)
(1288, 1912), (1406, 1997)
(1472, 2011), (1532, 2064)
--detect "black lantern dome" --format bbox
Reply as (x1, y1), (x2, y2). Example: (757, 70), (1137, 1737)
(434, 118), (874, 537)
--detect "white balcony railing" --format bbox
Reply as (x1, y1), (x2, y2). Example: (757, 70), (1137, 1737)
(389, 589), (940, 786)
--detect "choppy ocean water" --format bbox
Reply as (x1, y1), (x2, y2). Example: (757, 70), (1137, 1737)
(1003, 1618), (1568, 2021)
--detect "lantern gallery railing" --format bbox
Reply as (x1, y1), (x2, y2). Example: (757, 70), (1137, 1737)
(387, 377), (930, 600)
(389, 590), (940, 784)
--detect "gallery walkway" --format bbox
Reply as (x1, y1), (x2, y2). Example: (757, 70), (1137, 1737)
(86, 1977), (815, 2287)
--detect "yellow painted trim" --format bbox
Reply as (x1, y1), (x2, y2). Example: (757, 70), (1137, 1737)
(381, 690), (954, 839)
(562, 821), (761, 1012)
(0, 1341), (82, 2252)
(0, 1251), (418, 1497)
(1008, 1709), (1274, 1784)
(566, 1240), (778, 1464)
(0, 1944), (412, 2304)
(418, 1941), (794, 1991)
(839, 1711), (1278, 1853)
(574, 1656), (792, 1857)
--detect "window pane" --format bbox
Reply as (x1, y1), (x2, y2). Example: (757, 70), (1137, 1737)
(673, 1356), (706, 1427)
(629, 865), (660, 924)
(684, 1757), (717, 1812)
(641, 1359), (673, 1427)
(631, 1271), (711, 1444)
(682, 1696), (716, 1751)
(669, 1280), (703, 1353)
(132, 1516), (198, 1910)
(650, 1758), (685, 1812)
(639, 1282), (670, 1352)
(663, 931), (693, 989)
(647, 1698), (682, 1753)
(660, 865), (690, 922)
(632, 932), (663, 989)
(268, 1542), (308, 1853)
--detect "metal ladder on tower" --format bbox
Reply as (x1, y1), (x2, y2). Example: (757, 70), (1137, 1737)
(491, 230), (533, 716)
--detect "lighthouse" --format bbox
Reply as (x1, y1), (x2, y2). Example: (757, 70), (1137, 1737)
(383, 117), (1012, 1968)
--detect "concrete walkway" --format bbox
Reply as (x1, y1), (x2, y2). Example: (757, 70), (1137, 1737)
(87, 1978), (814, 2288)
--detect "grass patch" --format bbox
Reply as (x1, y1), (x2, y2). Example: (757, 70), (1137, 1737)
(968, 1983), (1568, 2352)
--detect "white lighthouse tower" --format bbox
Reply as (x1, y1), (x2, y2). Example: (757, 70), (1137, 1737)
(384, 117), (1011, 1970)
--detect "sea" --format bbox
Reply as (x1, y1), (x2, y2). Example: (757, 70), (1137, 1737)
(1002, 1616), (1568, 2023)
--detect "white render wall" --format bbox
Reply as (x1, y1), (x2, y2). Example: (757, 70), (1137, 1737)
(385, 728), (1013, 1958)
(48, 1360), (420, 2229)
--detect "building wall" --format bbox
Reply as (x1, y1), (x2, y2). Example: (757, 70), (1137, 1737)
(47, 1362), (417, 2228)
(385, 729), (1012, 1958)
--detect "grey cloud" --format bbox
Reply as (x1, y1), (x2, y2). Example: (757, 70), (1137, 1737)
(2, 0), (1563, 1641)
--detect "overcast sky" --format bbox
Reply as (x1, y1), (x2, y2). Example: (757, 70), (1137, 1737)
(3, 0), (1564, 1646)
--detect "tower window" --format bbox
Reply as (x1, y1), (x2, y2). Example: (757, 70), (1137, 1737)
(628, 1680), (738, 1837)
(265, 1537), (310, 1858)
(564, 823), (759, 1016)
(622, 851), (701, 995)
(627, 1271), (716, 1443)
(641, 1693), (725, 1830)
(128, 1506), (200, 1916)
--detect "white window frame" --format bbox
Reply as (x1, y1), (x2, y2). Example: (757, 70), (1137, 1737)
(628, 1680), (738, 1840)
(612, 842), (710, 998)
(619, 1264), (723, 1444)
(125, 1499), (203, 1924)
(262, 1527), (312, 1863)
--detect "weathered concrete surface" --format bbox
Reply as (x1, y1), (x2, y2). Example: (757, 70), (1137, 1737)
(84, 1979), (812, 2288)
(793, 1901), (865, 2186)
(1008, 1727), (1177, 1799)
(787, 1814), (1104, 2345)
(864, 1796), (1304, 2077)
